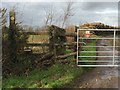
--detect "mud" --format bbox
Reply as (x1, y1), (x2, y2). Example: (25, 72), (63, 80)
(71, 39), (119, 88)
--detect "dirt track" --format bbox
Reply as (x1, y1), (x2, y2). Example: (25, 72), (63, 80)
(71, 39), (119, 88)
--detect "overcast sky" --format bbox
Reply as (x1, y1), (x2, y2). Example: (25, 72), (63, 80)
(1, 2), (118, 27)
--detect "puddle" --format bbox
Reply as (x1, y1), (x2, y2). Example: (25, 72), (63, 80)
(101, 68), (118, 80)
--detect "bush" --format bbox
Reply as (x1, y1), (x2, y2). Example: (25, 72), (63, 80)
(2, 25), (28, 77)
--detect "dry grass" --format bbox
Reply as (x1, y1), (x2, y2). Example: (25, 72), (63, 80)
(27, 35), (49, 53)
(28, 35), (49, 43)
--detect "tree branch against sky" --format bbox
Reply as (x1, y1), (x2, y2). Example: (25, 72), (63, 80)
(1, 2), (118, 27)
(61, 2), (75, 28)
(44, 4), (56, 26)
(0, 8), (7, 27)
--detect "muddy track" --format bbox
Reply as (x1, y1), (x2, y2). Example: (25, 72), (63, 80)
(69, 39), (119, 88)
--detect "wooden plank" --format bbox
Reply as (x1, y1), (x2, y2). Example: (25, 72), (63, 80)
(22, 31), (48, 35)
(27, 43), (49, 46)
(27, 42), (83, 46)
(55, 42), (83, 46)
(56, 52), (77, 59)
(65, 32), (77, 37)
(22, 31), (77, 37)
(39, 52), (54, 62)
(58, 59), (76, 63)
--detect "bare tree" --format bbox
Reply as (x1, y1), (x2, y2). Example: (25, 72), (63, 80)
(44, 4), (55, 26)
(61, 2), (75, 28)
(0, 8), (7, 27)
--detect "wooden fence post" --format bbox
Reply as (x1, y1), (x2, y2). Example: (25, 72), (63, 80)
(49, 25), (56, 61)
(74, 26), (78, 59)
(49, 25), (53, 52)
(49, 25), (66, 62)
(55, 27), (66, 56)
(8, 10), (17, 63)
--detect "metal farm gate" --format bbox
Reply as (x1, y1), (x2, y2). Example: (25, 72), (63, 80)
(77, 29), (119, 67)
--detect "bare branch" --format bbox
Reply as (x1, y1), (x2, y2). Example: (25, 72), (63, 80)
(44, 4), (55, 26)
(0, 8), (7, 27)
(61, 2), (75, 28)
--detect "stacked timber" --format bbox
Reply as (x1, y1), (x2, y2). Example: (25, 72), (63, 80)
(80, 22), (117, 29)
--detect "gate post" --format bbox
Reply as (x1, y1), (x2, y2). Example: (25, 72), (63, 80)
(74, 26), (78, 59)
(113, 29), (116, 65)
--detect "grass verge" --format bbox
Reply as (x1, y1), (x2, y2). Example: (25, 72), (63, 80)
(3, 38), (97, 88)
(3, 62), (83, 88)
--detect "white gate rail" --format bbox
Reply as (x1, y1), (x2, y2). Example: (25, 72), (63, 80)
(77, 29), (119, 67)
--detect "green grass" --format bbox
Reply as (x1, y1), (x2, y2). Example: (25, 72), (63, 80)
(65, 49), (73, 54)
(79, 39), (97, 65)
(3, 36), (98, 88)
(3, 62), (83, 88)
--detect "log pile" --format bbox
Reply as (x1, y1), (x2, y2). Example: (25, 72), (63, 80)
(80, 22), (117, 29)
(80, 22), (119, 36)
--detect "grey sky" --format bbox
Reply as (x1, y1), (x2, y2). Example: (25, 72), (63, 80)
(1, 2), (118, 27)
